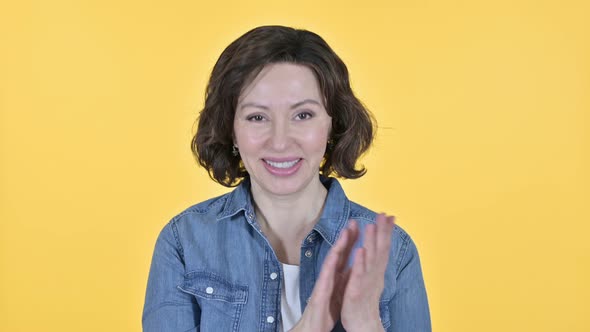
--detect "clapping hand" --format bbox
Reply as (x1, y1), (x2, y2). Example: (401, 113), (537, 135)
(291, 214), (395, 332)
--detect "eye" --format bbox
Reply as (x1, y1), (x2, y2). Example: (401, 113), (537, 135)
(246, 114), (265, 122)
(295, 112), (313, 120)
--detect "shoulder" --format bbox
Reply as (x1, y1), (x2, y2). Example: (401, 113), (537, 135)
(348, 200), (378, 221)
(347, 199), (412, 244)
(155, 192), (230, 243)
(170, 193), (229, 225)
(347, 199), (418, 275)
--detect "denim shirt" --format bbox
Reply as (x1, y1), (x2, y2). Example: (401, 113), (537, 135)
(142, 176), (431, 332)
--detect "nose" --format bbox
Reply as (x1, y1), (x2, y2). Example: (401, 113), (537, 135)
(268, 119), (292, 151)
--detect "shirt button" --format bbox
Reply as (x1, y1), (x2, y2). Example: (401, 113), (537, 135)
(247, 212), (254, 219)
(305, 250), (313, 258)
(306, 234), (316, 243)
(266, 316), (275, 323)
(306, 296), (310, 303)
(270, 272), (278, 280)
(205, 287), (214, 294)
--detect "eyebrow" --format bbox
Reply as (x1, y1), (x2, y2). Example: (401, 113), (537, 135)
(239, 99), (322, 111)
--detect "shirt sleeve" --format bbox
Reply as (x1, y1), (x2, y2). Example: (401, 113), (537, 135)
(142, 220), (201, 332)
(388, 234), (432, 332)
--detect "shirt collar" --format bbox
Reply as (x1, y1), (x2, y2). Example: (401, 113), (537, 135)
(216, 177), (254, 221)
(314, 176), (351, 245)
(217, 175), (351, 245)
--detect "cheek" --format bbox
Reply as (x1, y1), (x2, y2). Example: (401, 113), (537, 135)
(302, 128), (330, 153)
(235, 130), (265, 154)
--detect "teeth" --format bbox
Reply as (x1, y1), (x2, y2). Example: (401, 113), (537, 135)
(265, 159), (300, 168)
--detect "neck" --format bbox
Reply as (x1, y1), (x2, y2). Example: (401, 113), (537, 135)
(250, 176), (328, 236)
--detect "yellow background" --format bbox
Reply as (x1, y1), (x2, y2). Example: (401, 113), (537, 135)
(1, 0), (588, 331)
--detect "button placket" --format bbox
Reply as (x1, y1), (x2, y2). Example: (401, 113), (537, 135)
(261, 248), (281, 331)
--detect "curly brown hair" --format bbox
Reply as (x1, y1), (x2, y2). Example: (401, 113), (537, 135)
(192, 25), (376, 187)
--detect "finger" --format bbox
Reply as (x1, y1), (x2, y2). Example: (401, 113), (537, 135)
(375, 215), (395, 272)
(332, 227), (350, 273)
(340, 268), (352, 286)
(323, 226), (351, 281)
(347, 247), (366, 297)
(311, 246), (340, 305)
(332, 226), (349, 253)
(376, 214), (393, 251)
(317, 229), (353, 297)
(337, 220), (359, 272)
(347, 219), (360, 245)
(356, 247), (367, 274)
(388, 215), (396, 232)
(364, 222), (378, 268)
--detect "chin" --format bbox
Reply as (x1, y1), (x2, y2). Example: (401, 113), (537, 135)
(258, 174), (313, 196)
(265, 181), (304, 196)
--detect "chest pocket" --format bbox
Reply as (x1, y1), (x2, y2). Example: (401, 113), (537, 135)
(178, 271), (248, 332)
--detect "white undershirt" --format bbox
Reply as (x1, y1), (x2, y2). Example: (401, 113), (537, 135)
(280, 263), (302, 332)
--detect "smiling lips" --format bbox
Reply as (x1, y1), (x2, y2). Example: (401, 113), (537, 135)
(262, 158), (303, 176)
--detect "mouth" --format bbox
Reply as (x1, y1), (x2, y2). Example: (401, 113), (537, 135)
(263, 158), (302, 169)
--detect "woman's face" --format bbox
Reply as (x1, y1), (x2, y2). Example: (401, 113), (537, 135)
(233, 63), (332, 197)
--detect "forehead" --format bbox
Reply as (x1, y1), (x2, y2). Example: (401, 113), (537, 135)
(237, 63), (323, 107)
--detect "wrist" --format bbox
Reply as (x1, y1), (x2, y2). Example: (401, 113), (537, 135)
(288, 320), (305, 332)
(347, 324), (385, 332)
(343, 314), (384, 332)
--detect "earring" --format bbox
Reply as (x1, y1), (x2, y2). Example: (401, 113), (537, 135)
(232, 144), (239, 156)
(327, 139), (334, 151)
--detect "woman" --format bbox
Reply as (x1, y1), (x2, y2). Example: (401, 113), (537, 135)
(142, 25), (431, 332)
